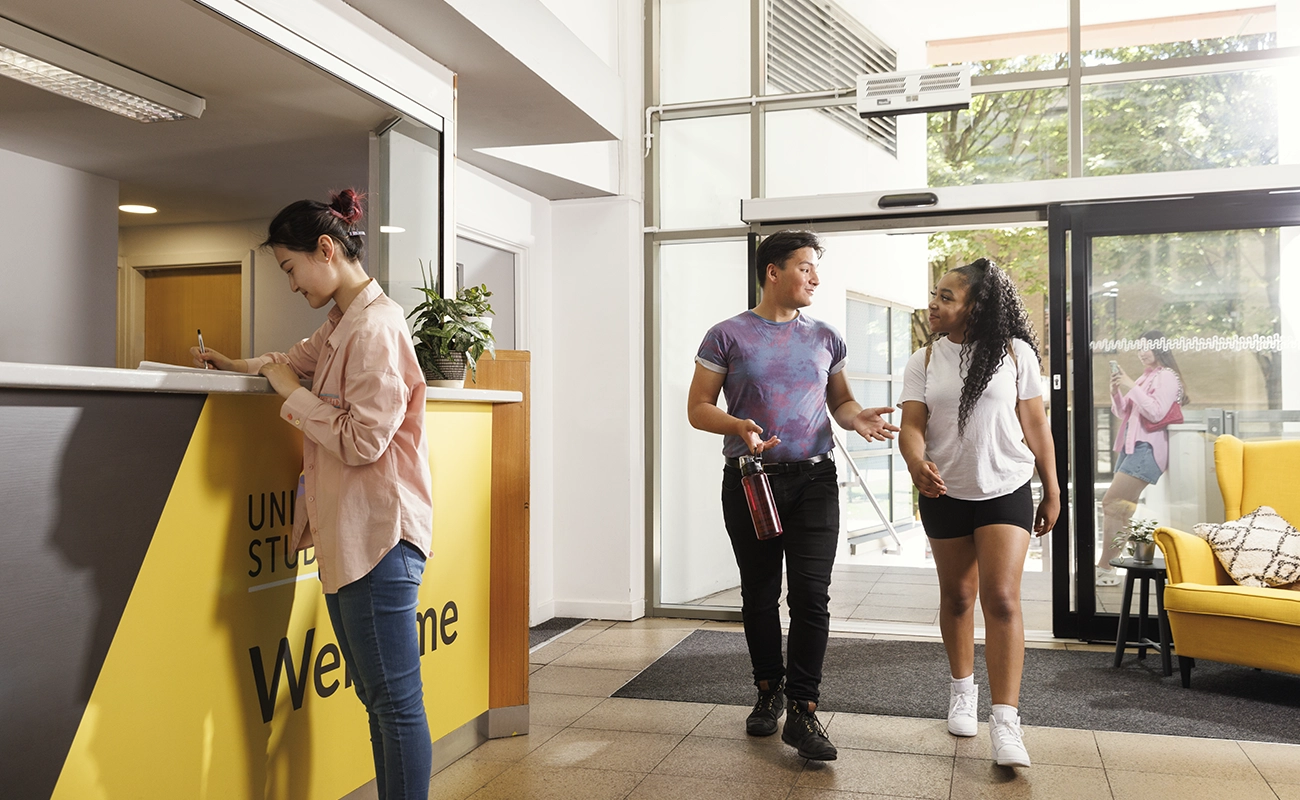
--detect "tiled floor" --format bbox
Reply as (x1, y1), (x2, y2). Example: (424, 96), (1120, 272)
(687, 565), (1056, 632)
(421, 619), (1300, 800)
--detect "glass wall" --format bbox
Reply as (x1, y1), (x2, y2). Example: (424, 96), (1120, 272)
(648, 0), (1300, 620)
(1084, 222), (1300, 618)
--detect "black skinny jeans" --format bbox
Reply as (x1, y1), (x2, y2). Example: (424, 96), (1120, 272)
(721, 458), (839, 704)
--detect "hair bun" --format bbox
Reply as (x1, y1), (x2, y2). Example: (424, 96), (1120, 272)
(329, 189), (365, 225)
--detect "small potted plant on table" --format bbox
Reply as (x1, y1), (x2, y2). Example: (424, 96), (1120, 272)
(1114, 518), (1158, 564)
(408, 260), (495, 388)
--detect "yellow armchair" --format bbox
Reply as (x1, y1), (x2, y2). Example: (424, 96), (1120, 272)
(1154, 435), (1300, 687)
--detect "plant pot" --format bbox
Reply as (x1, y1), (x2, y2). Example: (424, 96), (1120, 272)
(425, 353), (466, 388)
(1131, 541), (1156, 564)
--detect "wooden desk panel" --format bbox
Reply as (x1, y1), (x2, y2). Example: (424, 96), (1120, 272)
(468, 351), (530, 709)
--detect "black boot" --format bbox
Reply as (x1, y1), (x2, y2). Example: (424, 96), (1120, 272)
(782, 699), (837, 760)
(745, 678), (785, 736)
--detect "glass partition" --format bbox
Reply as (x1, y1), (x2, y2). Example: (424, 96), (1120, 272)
(1088, 225), (1300, 621)
(657, 239), (748, 607)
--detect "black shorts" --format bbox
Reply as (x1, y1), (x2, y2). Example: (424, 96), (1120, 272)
(917, 481), (1033, 539)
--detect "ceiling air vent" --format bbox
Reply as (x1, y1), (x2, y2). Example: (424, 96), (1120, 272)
(857, 66), (971, 119)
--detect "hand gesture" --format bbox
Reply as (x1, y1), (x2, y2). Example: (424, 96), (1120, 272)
(190, 345), (234, 371)
(736, 419), (780, 456)
(1034, 494), (1060, 538)
(259, 363), (301, 399)
(1110, 367), (1134, 395)
(853, 406), (900, 442)
(910, 461), (946, 498)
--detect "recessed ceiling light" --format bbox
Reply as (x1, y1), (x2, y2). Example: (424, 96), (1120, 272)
(380, 226), (406, 233)
(119, 204), (157, 214)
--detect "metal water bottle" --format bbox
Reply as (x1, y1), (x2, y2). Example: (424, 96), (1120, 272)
(739, 454), (783, 540)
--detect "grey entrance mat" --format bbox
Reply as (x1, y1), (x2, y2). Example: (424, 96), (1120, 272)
(529, 617), (586, 649)
(613, 630), (1300, 745)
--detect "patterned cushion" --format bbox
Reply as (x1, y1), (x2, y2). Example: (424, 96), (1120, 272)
(1193, 506), (1300, 588)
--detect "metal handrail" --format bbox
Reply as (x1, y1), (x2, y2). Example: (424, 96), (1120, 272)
(832, 430), (902, 552)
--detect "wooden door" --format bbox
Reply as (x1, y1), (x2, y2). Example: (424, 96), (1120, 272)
(143, 266), (241, 367)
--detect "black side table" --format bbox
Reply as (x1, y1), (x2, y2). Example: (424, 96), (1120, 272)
(1109, 555), (1173, 676)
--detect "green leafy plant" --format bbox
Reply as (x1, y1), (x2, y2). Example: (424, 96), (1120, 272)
(407, 259), (495, 380)
(1112, 518), (1157, 552)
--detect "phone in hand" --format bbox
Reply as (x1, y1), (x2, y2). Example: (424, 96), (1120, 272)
(1109, 360), (1120, 375)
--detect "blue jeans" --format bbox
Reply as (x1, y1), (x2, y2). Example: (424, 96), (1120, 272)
(325, 541), (431, 800)
(721, 459), (839, 704)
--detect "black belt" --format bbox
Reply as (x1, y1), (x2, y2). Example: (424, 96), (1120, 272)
(725, 452), (831, 474)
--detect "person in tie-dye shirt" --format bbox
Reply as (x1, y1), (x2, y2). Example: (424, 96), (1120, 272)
(687, 230), (898, 762)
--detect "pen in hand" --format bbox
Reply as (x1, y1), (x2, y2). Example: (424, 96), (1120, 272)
(197, 329), (211, 369)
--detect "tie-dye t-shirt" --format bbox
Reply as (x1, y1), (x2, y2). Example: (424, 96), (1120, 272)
(696, 310), (847, 461)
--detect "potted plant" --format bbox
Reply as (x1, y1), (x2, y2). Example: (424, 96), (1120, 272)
(408, 260), (495, 388)
(1113, 518), (1158, 564)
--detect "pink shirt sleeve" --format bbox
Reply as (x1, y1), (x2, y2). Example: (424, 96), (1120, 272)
(243, 320), (331, 378)
(281, 328), (411, 467)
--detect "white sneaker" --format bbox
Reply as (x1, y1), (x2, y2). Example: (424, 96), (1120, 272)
(989, 710), (1031, 767)
(947, 683), (978, 737)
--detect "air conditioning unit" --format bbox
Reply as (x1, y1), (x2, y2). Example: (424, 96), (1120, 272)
(856, 66), (971, 118)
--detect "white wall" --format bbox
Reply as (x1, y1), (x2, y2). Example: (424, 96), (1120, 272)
(550, 197), (645, 619)
(0, 149), (118, 367)
(118, 220), (328, 357)
(456, 161), (557, 625)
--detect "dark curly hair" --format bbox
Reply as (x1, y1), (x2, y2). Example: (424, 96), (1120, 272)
(944, 258), (1041, 436)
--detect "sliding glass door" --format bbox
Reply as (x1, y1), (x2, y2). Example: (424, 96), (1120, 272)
(1053, 190), (1300, 641)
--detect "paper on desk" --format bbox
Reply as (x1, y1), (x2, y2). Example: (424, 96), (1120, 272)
(138, 360), (231, 373)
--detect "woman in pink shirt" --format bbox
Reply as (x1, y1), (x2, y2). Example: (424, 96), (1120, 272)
(194, 190), (434, 799)
(1096, 330), (1187, 586)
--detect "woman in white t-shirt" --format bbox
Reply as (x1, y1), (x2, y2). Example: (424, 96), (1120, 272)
(899, 258), (1060, 770)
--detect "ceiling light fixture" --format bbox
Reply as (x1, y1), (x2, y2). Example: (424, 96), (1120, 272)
(0, 15), (204, 123)
(379, 226), (406, 233)
(119, 204), (157, 214)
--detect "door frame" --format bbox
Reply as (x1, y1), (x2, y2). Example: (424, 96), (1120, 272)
(1051, 188), (1300, 641)
(117, 250), (253, 369)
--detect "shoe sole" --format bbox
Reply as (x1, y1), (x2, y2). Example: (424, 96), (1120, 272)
(947, 721), (978, 737)
(995, 753), (1031, 768)
(781, 731), (838, 761)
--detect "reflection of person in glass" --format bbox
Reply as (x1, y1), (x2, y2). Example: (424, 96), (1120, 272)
(899, 258), (1059, 769)
(1096, 330), (1188, 586)
(686, 230), (898, 762)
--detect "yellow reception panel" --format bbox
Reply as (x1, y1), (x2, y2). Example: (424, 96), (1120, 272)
(51, 395), (493, 800)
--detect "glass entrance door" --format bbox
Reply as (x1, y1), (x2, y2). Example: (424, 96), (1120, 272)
(1054, 190), (1300, 641)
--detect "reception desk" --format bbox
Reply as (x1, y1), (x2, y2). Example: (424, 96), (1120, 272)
(0, 361), (526, 800)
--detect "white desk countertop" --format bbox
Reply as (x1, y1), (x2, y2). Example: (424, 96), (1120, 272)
(0, 361), (522, 404)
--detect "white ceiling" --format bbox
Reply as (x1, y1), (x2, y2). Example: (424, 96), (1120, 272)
(0, 0), (394, 226)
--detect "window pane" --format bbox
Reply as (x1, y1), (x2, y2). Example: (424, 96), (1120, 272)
(660, 0), (749, 103)
(659, 115), (750, 229)
(657, 240), (748, 605)
(1080, 3), (1277, 66)
(928, 88), (1069, 186)
(893, 307), (912, 377)
(1088, 226), (1300, 550)
(924, 2), (1068, 76)
(1083, 70), (1278, 176)
(765, 108), (924, 198)
(849, 379), (892, 451)
(846, 301), (890, 375)
(893, 459), (913, 524)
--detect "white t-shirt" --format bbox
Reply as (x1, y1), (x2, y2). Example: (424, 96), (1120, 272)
(898, 336), (1042, 501)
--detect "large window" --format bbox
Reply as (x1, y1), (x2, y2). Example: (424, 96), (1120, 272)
(842, 296), (914, 536)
